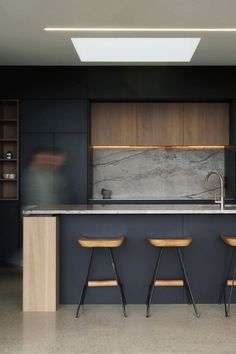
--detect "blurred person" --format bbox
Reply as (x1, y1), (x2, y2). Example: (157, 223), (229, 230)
(8, 148), (68, 267)
(22, 147), (68, 206)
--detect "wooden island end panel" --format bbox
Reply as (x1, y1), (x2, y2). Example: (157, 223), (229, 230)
(23, 216), (59, 312)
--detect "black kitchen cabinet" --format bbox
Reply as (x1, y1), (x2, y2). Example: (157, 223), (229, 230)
(20, 132), (88, 204)
(20, 133), (54, 203)
(20, 133), (54, 172)
(20, 100), (88, 133)
(0, 201), (19, 263)
(54, 133), (88, 204)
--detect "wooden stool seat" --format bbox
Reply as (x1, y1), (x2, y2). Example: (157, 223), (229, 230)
(221, 236), (236, 247)
(78, 236), (124, 248)
(148, 237), (192, 248)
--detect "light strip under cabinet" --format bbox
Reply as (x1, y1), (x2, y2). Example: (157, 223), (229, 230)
(90, 145), (232, 150)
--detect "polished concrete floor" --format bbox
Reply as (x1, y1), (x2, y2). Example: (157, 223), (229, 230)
(1, 268), (236, 354)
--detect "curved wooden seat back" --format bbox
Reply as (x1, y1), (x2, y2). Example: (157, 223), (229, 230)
(78, 236), (125, 248)
(221, 235), (236, 247)
(148, 237), (192, 248)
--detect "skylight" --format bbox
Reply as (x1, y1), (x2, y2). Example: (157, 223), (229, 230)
(71, 38), (201, 62)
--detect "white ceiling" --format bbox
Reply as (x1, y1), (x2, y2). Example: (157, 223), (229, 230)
(1, 0), (236, 65)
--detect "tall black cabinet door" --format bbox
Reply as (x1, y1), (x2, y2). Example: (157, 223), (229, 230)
(20, 133), (54, 201)
(0, 202), (19, 263)
(54, 133), (87, 204)
(20, 133), (54, 171)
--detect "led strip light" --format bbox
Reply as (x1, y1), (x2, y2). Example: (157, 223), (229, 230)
(44, 27), (236, 32)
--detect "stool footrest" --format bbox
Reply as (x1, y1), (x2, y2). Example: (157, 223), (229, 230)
(227, 279), (236, 286)
(88, 280), (118, 287)
(154, 280), (184, 287)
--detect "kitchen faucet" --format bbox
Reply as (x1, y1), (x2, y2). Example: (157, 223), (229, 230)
(205, 171), (224, 210)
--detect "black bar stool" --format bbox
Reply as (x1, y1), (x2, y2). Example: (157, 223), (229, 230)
(75, 236), (127, 318)
(146, 237), (199, 318)
(219, 235), (236, 317)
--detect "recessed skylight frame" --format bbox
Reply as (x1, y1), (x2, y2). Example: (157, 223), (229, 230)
(71, 37), (201, 63)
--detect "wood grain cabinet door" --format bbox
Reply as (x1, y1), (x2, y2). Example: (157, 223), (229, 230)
(137, 103), (184, 145)
(91, 103), (137, 146)
(183, 103), (229, 146)
(91, 102), (229, 147)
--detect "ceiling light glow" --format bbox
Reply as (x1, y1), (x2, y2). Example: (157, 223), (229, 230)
(71, 37), (201, 63)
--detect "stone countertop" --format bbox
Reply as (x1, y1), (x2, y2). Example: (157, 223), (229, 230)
(22, 204), (236, 215)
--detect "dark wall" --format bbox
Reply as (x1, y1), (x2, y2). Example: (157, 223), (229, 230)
(1, 65), (236, 262)
(2, 66), (236, 100)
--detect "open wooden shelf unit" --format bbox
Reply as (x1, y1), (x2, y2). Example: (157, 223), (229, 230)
(0, 100), (19, 200)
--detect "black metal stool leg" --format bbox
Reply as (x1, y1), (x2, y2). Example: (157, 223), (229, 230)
(218, 284), (225, 305)
(226, 262), (236, 318)
(223, 284), (228, 317)
(218, 248), (235, 305)
(177, 248), (200, 318)
(75, 248), (94, 318)
(146, 247), (164, 318)
(184, 284), (192, 305)
(109, 248), (127, 318)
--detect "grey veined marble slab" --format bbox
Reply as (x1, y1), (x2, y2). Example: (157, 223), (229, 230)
(92, 149), (224, 200)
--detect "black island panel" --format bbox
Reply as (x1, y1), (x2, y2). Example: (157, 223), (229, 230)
(59, 214), (236, 305)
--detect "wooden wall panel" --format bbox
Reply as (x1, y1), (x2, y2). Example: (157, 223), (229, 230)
(137, 103), (184, 145)
(91, 103), (137, 145)
(23, 217), (59, 312)
(183, 103), (229, 146)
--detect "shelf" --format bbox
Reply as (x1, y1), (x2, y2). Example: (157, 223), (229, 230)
(0, 159), (17, 161)
(0, 100), (19, 201)
(0, 179), (17, 182)
(90, 145), (233, 150)
(0, 119), (17, 123)
(0, 198), (18, 201)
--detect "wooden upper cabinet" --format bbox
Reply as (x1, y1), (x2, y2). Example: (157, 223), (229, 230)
(91, 102), (229, 147)
(91, 103), (137, 145)
(183, 103), (229, 146)
(137, 103), (184, 145)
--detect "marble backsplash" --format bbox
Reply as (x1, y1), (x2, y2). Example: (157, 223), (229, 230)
(92, 150), (224, 200)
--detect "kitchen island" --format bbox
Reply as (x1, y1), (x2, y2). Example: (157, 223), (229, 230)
(23, 204), (236, 311)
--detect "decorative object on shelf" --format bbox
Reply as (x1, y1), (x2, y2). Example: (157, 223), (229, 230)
(2, 173), (16, 180)
(3, 173), (10, 179)
(101, 188), (112, 199)
(9, 173), (16, 180)
(5, 150), (12, 159)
